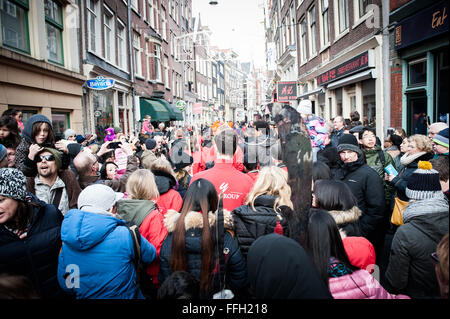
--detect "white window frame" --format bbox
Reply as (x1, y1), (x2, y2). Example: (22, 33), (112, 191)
(133, 31), (142, 77)
(152, 42), (162, 82)
(319, 0), (330, 49)
(103, 5), (115, 64)
(308, 5), (317, 58)
(334, 0), (349, 40)
(298, 17), (307, 65)
(164, 55), (169, 88)
(161, 6), (167, 41)
(87, 0), (101, 55)
(117, 19), (127, 71)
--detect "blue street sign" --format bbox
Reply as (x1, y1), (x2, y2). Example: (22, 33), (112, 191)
(86, 76), (115, 90)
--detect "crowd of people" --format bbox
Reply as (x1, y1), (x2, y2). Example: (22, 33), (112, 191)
(0, 107), (448, 300)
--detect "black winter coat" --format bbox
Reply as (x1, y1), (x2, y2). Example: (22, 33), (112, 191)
(333, 154), (386, 246)
(232, 195), (291, 259)
(0, 194), (66, 298)
(159, 210), (248, 298)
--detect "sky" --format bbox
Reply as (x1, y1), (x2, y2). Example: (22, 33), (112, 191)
(192, 0), (266, 69)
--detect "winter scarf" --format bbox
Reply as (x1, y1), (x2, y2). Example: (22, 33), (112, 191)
(328, 257), (354, 278)
(400, 151), (427, 167)
(403, 192), (449, 223)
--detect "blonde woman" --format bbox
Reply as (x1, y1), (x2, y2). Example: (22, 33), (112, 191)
(232, 166), (294, 259)
(386, 134), (434, 202)
(115, 169), (168, 297)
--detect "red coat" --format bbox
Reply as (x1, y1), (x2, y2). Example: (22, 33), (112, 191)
(193, 145), (245, 174)
(247, 170), (259, 182)
(342, 236), (376, 274)
(190, 160), (253, 212)
(157, 189), (183, 213)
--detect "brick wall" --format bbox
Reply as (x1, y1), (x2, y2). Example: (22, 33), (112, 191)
(390, 0), (412, 12)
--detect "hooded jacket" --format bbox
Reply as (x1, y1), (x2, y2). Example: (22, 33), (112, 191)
(362, 145), (396, 202)
(152, 169), (183, 213)
(247, 233), (332, 299)
(159, 209), (248, 297)
(328, 206), (363, 238)
(333, 154), (386, 245)
(385, 193), (449, 298)
(15, 115), (54, 177)
(232, 195), (291, 259)
(0, 194), (65, 299)
(57, 209), (157, 299)
(115, 199), (168, 286)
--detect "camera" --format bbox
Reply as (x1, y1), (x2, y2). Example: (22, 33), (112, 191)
(107, 142), (122, 149)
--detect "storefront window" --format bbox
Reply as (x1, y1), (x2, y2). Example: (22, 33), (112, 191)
(92, 89), (114, 142)
(408, 57), (427, 86)
(51, 111), (70, 140)
(407, 92), (428, 135)
(362, 79), (375, 128)
(335, 88), (343, 116)
(435, 49), (449, 123)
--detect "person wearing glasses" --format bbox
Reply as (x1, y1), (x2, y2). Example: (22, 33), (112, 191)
(25, 148), (81, 216)
(384, 161), (449, 298)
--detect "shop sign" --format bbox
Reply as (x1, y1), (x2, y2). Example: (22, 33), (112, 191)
(86, 76), (115, 90)
(394, 0), (448, 50)
(176, 100), (186, 111)
(317, 51), (372, 86)
(277, 81), (297, 101)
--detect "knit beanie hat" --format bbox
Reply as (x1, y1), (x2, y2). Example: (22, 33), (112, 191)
(145, 138), (157, 150)
(433, 128), (449, 149)
(406, 161), (442, 200)
(337, 134), (362, 155)
(37, 147), (62, 169)
(0, 144), (7, 162)
(64, 129), (76, 140)
(78, 184), (124, 215)
(0, 168), (27, 201)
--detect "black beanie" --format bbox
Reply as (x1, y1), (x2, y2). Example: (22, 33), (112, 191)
(337, 134), (362, 155)
(145, 138), (157, 150)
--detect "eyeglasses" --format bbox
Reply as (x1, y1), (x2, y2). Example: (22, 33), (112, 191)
(36, 154), (55, 163)
(431, 252), (439, 266)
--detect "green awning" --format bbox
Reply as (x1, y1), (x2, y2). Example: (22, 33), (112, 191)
(155, 98), (184, 121)
(140, 98), (170, 122)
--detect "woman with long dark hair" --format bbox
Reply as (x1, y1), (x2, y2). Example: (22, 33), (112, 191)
(14, 114), (56, 177)
(0, 116), (21, 149)
(159, 178), (247, 298)
(305, 208), (409, 299)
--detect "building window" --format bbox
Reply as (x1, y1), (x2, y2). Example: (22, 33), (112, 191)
(51, 111), (70, 140)
(299, 18), (307, 63)
(87, 0), (100, 54)
(117, 20), (127, 70)
(45, 0), (64, 65)
(1, 0), (30, 53)
(153, 0), (159, 32)
(130, 0), (138, 11)
(133, 31), (142, 76)
(103, 6), (115, 63)
(337, 0), (349, 33)
(153, 43), (162, 82)
(308, 5), (316, 56)
(161, 6), (167, 41)
(164, 55), (169, 88)
(408, 57), (427, 86)
(320, 0), (330, 46)
(358, 0), (372, 18)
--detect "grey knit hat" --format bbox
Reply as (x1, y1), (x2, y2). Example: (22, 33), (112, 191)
(77, 184), (124, 215)
(0, 168), (27, 201)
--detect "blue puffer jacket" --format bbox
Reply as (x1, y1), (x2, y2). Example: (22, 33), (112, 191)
(159, 210), (248, 297)
(57, 209), (157, 299)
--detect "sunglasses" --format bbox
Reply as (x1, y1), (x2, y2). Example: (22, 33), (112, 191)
(431, 252), (439, 266)
(36, 154), (56, 163)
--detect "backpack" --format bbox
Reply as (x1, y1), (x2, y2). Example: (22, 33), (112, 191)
(128, 225), (157, 299)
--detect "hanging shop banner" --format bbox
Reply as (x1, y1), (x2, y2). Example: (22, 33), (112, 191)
(86, 76), (115, 90)
(316, 51), (374, 86)
(277, 81), (297, 101)
(394, 0), (448, 50)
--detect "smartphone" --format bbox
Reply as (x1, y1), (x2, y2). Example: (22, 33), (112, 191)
(384, 164), (398, 177)
(107, 142), (122, 149)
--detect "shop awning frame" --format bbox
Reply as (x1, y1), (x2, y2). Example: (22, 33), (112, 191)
(297, 87), (325, 99)
(326, 69), (376, 90)
(139, 98), (170, 122)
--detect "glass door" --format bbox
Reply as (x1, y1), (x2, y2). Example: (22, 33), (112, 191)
(407, 92), (428, 135)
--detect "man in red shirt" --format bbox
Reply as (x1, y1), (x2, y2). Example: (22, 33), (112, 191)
(190, 128), (253, 212)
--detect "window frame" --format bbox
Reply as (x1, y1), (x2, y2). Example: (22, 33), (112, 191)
(308, 5), (317, 57)
(45, 0), (64, 66)
(1, 0), (31, 54)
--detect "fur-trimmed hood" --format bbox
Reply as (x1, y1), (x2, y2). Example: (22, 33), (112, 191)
(328, 206), (362, 225)
(164, 209), (233, 233)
